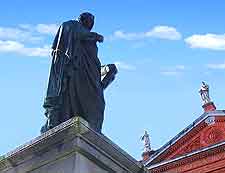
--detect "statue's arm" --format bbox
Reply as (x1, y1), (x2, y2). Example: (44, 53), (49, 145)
(76, 31), (104, 42)
(71, 21), (103, 42)
(75, 31), (99, 41)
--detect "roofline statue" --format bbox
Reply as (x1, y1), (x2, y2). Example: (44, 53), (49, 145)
(199, 81), (211, 105)
(141, 130), (151, 153)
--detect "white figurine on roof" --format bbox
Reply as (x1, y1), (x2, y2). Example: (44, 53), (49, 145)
(199, 81), (211, 105)
(141, 130), (151, 152)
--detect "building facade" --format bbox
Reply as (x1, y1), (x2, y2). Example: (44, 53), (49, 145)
(143, 83), (225, 172)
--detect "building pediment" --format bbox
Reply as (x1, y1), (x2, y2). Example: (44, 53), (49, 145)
(145, 110), (225, 166)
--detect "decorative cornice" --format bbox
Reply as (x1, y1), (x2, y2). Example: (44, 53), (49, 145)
(145, 110), (225, 166)
(148, 140), (225, 172)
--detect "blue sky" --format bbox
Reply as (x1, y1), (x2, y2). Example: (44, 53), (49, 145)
(0, 0), (225, 160)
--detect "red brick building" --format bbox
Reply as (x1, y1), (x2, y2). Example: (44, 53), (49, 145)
(143, 83), (225, 172)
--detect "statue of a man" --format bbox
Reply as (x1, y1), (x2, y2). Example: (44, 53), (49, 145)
(141, 131), (151, 152)
(199, 81), (211, 105)
(41, 12), (117, 133)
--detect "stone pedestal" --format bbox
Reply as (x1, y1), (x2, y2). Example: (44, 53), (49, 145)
(142, 150), (155, 162)
(0, 117), (146, 173)
(202, 102), (216, 112)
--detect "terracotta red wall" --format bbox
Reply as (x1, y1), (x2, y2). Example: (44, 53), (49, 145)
(149, 144), (225, 173)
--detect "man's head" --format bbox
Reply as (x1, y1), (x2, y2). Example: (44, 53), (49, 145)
(78, 12), (94, 30)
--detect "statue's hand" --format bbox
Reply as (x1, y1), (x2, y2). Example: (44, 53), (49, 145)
(96, 34), (104, 43)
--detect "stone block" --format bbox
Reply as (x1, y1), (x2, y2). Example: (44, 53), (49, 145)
(0, 117), (146, 173)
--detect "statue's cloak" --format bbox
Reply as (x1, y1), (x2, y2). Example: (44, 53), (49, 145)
(44, 20), (105, 130)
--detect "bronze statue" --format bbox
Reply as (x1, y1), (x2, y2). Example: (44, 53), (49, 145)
(41, 12), (117, 133)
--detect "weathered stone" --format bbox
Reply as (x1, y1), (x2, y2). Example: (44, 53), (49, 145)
(0, 117), (146, 173)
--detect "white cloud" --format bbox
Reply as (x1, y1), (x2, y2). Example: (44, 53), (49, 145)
(18, 24), (59, 35)
(110, 25), (182, 41)
(207, 62), (225, 69)
(0, 24), (58, 43)
(0, 24), (59, 57)
(0, 40), (50, 57)
(160, 71), (180, 76)
(146, 26), (182, 40)
(0, 26), (42, 42)
(161, 65), (185, 76)
(18, 24), (33, 30)
(131, 42), (147, 49)
(185, 34), (225, 51)
(112, 30), (144, 40)
(175, 65), (185, 70)
(36, 24), (58, 35)
(114, 61), (136, 71)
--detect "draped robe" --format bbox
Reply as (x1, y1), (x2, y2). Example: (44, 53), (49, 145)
(43, 20), (105, 132)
